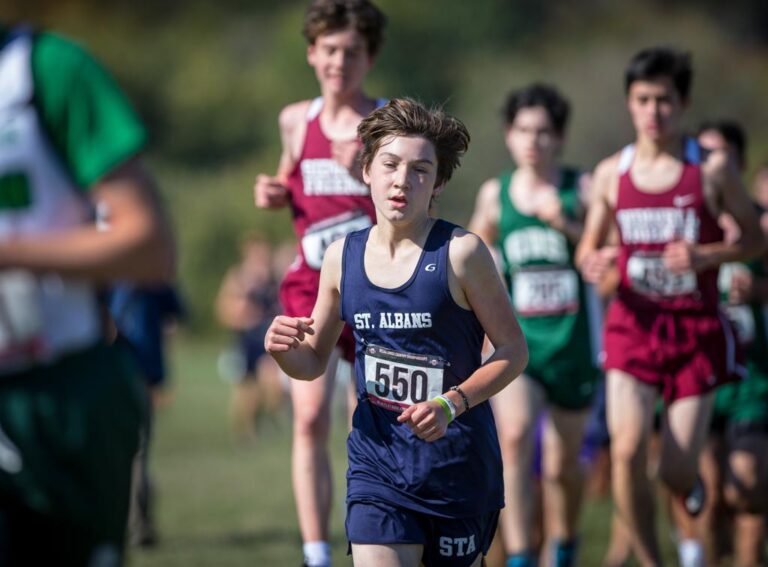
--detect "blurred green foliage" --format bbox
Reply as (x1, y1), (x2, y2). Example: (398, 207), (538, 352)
(8, 0), (768, 333)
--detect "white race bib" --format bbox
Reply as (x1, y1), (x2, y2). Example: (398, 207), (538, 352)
(0, 270), (46, 369)
(513, 268), (579, 316)
(301, 211), (372, 270)
(627, 252), (696, 298)
(724, 305), (755, 345)
(364, 344), (444, 412)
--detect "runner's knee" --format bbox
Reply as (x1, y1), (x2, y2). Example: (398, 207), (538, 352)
(499, 423), (536, 464)
(609, 436), (647, 471)
(542, 445), (582, 485)
(293, 405), (331, 442)
(724, 453), (767, 512)
(657, 461), (697, 495)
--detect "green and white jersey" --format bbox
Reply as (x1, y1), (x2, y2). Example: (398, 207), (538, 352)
(496, 168), (601, 388)
(0, 28), (146, 373)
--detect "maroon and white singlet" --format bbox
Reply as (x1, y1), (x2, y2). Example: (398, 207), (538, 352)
(280, 97), (382, 361)
(604, 139), (744, 401)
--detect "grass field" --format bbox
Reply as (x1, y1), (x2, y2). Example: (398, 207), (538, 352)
(130, 339), (678, 566)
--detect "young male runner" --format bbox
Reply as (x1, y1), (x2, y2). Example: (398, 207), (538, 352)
(576, 47), (765, 567)
(697, 120), (768, 567)
(469, 84), (601, 567)
(252, 1), (386, 565)
(0, 24), (174, 565)
(266, 97), (528, 567)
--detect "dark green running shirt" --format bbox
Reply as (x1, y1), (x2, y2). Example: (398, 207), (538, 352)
(496, 168), (601, 389)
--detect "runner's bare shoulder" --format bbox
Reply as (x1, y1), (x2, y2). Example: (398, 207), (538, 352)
(591, 151), (623, 207)
(278, 100), (313, 161)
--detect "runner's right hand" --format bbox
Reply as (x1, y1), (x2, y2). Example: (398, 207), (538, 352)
(254, 174), (289, 208)
(579, 246), (618, 284)
(265, 316), (315, 353)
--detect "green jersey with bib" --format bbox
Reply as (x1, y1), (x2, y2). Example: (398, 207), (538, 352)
(496, 168), (601, 409)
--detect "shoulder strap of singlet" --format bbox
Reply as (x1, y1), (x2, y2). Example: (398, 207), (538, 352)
(306, 96), (323, 121)
(497, 169), (514, 209)
(434, 219), (454, 291)
(617, 144), (635, 175)
(340, 227), (371, 319)
(560, 166), (579, 191)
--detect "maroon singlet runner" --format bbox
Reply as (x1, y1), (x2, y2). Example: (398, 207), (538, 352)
(281, 97), (381, 362)
(604, 138), (744, 402)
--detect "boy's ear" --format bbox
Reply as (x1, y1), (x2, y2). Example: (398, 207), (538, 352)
(432, 184), (445, 198)
(362, 166), (371, 186)
(307, 44), (317, 66)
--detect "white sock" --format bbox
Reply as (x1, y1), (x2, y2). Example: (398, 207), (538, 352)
(303, 541), (331, 567)
(678, 538), (704, 567)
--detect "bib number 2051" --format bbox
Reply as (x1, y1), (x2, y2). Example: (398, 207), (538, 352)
(364, 345), (444, 412)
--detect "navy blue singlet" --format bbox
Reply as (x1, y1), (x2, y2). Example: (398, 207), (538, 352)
(340, 219), (504, 518)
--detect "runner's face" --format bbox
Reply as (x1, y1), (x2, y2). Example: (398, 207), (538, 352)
(627, 78), (686, 142)
(363, 136), (439, 225)
(505, 106), (562, 169)
(698, 129), (729, 154)
(307, 28), (372, 97)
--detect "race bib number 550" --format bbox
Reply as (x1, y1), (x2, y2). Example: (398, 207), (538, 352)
(364, 345), (444, 412)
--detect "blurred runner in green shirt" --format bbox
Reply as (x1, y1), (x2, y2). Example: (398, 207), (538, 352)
(0, 24), (174, 566)
(469, 83), (601, 567)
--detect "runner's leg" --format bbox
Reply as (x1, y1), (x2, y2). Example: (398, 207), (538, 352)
(657, 393), (714, 496)
(492, 374), (545, 558)
(291, 347), (341, 564)
(351, 544), (423, 567)
(606, 369), (660, 567)
(541, 406), (590, 553)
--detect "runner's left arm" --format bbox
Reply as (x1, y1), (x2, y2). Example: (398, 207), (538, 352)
(265, 239), (345, 380)
(443, 232), (528, 414)
(0, 157), (174, 283)
(398, 231), (527, 442)
(665, 150), (765, 273)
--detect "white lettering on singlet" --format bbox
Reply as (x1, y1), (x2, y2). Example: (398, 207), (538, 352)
(504, 227), (568, 266)
(439, 535), (477, 557)
(301, 158), (370, 196)
(616, 207), (700, 244)
(378, 312), (432, 329)
(354, 312), (432, 330)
